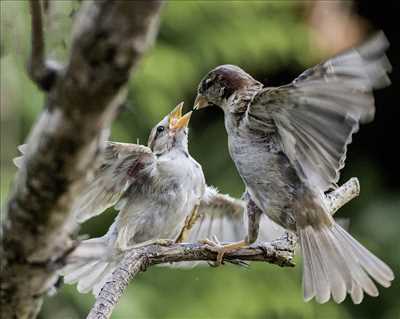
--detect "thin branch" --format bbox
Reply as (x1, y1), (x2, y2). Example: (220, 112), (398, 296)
(28, 0), (58, 91)
(87, 238), (295, 319)
(0, 1), (163, 318)
(87, 177), (360, 319)
(29, 0), (45, 71)
(326, 177), (360, 215)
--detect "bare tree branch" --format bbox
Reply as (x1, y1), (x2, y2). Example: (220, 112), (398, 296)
(27, 0), (59, 91)
(87, 177), (360, 319)
(0, 1), (163, 318)
(87, 238), (296, 319)
(28, 0), (45, 74)
(326, 177), (360, 215)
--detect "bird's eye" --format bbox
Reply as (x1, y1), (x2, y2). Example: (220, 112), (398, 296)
(156, 126), (165, 134)
(202, 77), (213, 92)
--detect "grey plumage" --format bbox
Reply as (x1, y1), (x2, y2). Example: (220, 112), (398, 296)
(47, 104), (273, 295)
(194, 32), (394, 303)
(61, 106), (206, 294)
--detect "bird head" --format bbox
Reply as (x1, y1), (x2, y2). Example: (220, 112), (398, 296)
(148, 102), (192, 154)
(194, 64), (258, 111)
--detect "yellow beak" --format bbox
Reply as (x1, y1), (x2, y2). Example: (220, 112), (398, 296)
(169, 102), (192, 130)
(171, 111), (192, 130)
(168, 102), (184, 125)
(193, 94), (210, 110)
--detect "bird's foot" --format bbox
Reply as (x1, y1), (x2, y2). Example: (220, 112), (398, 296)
(199, 236), (248, 266)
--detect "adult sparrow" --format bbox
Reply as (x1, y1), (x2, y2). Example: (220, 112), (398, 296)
(193, 33), (394, 303)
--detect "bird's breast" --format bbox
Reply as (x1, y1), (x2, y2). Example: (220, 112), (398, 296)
(228, 129), (303, 229)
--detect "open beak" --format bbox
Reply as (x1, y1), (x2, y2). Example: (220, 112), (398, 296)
(169, 101), (184, 124)
(169, 102), (192, 130)
(193, 94), (211, 110)
(171, 111), (192, 130)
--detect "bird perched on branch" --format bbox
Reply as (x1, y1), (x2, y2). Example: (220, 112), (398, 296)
(14, 106), (360, 297)
(50, 103), (268, 296)
(193, 32), (394, 303)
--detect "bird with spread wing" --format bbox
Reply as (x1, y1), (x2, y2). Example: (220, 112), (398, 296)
(193, 33), (394, 303)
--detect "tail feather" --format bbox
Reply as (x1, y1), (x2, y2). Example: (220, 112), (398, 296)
(351, 284), (363, 304)
(63, 261), (99, 284)
(299, 222), (394, 304)
(300, 231), (316, 301)
(335, 225), (393, 286)
(304, 229), (331, 303)
(77, 261), (109, 294)
(314, 229), (347, 303)
(332, 227), (380, 299)
(60, 236), (118, 295)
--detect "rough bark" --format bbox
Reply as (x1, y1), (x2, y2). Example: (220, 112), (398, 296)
(0, 1), (163, 318)
(324, 177), (359, 215)
(87, 238), (296, 319)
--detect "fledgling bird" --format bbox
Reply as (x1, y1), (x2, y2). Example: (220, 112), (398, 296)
(193, 33), (394, 303)
(54, 103), (263, 295)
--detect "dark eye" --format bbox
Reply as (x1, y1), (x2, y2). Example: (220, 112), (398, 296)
(201, 77), (213, 93)
(156, 126), (165, 134)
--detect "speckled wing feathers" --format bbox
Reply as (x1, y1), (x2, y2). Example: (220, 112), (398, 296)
(247, 33), (391, 191)
(72, 141), (155, 223)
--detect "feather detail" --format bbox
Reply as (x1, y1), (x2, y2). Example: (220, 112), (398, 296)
(247, 32), (391, 192)
(60, 235), (120, 296)
(73, 141), (155, 223)
(299, 222), (394, 304)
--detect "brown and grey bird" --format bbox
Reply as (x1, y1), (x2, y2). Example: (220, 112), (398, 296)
(46, 103), (271, 295)
(193, 33), (394, 303)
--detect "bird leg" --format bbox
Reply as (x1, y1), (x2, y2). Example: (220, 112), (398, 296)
(199, 236), (248, 265)
(245, 194), (263, 244)
(201, 194), (263, 265)
(175, 205), (200, 243)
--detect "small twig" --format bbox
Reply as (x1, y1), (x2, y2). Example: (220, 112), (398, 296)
(28, 0), (45, 80)
(86, 238), (295, 319)
(326, 177), (360, 215)
(28, 0), (60, 91)
(29, 0), (45, 69)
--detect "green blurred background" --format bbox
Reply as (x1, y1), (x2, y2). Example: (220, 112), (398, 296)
(1, 1), (399, 318)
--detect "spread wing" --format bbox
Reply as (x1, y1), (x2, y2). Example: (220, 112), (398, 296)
(186, 187), (246, 243)
(246, 32), (391, 191)
(13, 141), (154, 223)
(187, 187), (282, 243)
(72, 142), (155, 223)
